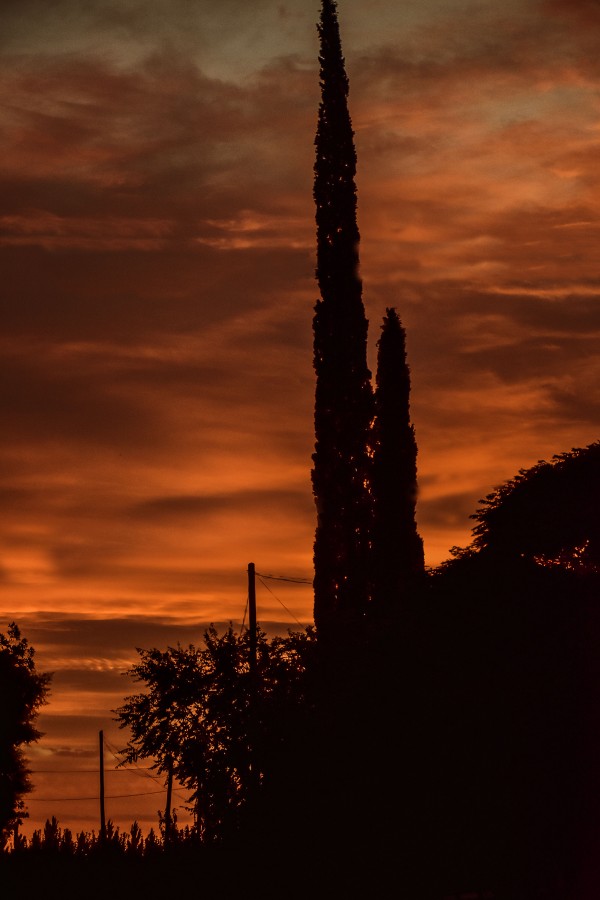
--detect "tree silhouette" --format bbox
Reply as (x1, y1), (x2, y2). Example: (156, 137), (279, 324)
(312, 0), (374, 646)
(372, 308), (424, 610)
(115, 626), (253, 842)
(417, 444), (600, 894)
(0, 623), (50, 846)
(468, 441), (600, 570)
(114, 624), (317, 843)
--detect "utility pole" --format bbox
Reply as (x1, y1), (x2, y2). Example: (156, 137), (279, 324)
(99, 729), (106, 842)
(196, 764), (203, 842)
(247, 562), (259, 803)
(164, 756), (173, 843)
(248, 562), (257, 675)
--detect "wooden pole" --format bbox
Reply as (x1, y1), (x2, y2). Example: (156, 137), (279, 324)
(248, 562), (257, 674)
(164, 757), (173, 842)
(99, 730), (106, 842)
(196, 763), (203, 842)
(247, 563), (259, 802)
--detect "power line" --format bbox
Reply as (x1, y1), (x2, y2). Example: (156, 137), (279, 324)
(28, 789), (166, 802)
(31, 768), (154, 774)
(104, 739), (163, 785)
(256, 571), (312, 585)
(257, 575), (305, 627)
(104, 740), (165, 790)
(104, 738), (188, 804)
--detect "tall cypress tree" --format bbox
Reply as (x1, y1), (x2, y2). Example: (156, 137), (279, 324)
(372, 308), (424, 610)
(312, 0), (374, 645)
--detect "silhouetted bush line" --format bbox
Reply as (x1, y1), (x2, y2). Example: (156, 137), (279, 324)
(5, 815), (201, 857)
(0, 817), (260, 899)
(0, 817), (498, 900)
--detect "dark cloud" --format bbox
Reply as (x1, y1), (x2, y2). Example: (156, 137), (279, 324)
(42, 742), (98, 760)
(370, 281), (600, 402)
(0, 50), (315, 212)
(419, 490), (481, 532)
(34, 713), (109, 746)
(17, 612), (306, 658)
(1, 244), (311, 342)
(1, 347), (159, 447)
(13, 614), (241, 660)
(542, 0), (600, 27)
(352, 0), (600, 98)
(128, 487), (312, 520)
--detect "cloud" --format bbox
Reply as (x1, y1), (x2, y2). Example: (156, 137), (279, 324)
(128, 487), (312, 520)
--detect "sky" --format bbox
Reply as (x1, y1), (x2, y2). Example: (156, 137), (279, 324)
(1, 0), (599, 836)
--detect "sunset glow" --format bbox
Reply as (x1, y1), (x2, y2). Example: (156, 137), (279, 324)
(1, 0), (598, 835)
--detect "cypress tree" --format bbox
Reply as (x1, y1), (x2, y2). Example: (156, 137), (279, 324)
(372, 308), (424, 610)
(312, 0), (374, 645)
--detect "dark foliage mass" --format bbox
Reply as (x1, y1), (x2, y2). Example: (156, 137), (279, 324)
(312, 0), (374, 645)
(312, 2), (424, 647)
(3, 465), (600, 896)
(353, 446), (598, 898)
(372, 308), (424, 608)
(114, 624), (318, 844)
(0, 815), (282, 900)
(469, 441), (600, 570)
(401, 443), (600, 896)
(0, 624), (50, 846)
(409, 559), (595, 897)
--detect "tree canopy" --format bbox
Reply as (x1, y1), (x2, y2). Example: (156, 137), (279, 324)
(114, 624), (317, 843)
(0, 623), (51, 844)
(465, 441), (600, 571)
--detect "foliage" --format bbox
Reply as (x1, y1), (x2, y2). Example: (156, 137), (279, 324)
(0, 815), (310, 900)
(419, 444), (600, 890)
(312, 0), (374, 644)
(0, 623), (51, 845)
(454, 441), (600, 571)
(12, 815), (199, 857)
(372, 308), (424, 607)
(114, 624), (317, 843)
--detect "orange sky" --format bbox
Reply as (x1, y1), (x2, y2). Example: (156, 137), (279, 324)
(1, 0), (599, 836)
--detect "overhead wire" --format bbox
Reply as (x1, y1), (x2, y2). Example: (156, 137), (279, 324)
(256, 575), (306, 627)
(28, 789), (166, 802)
(104, 738), (164, 786)
(256, 572), (312, 585)
(30, 768), (153, 774)
(104, 738), (189, 804)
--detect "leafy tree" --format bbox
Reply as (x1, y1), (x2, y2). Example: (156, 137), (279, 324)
(312, 0), (374, 646)
(468, 441), (600, 570)
(372, 308), (424, 610)
(416, 444), (600, 892)
(0, 623), (50, 846)
(114, 624), (317, 843)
